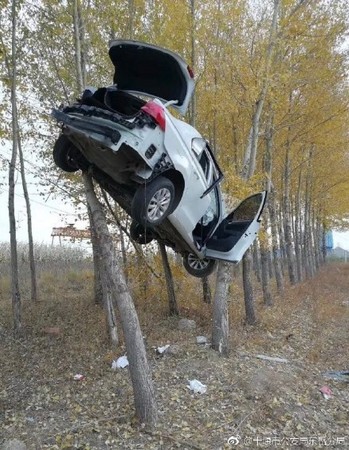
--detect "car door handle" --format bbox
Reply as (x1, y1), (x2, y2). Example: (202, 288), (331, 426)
(193, 171), (199, 180)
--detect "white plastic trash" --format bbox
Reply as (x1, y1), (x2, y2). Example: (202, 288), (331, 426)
(112, 355), (129, 369)
(73, 374), (85, 381)
(157, 344), (170, 354)
(187, 379), (207, 394)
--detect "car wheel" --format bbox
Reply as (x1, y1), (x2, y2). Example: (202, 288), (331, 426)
(130, 221), (155, 245)
(183, 253), (217, 278)
(53, 135), (83, 172)
(131, 176), (175, 226)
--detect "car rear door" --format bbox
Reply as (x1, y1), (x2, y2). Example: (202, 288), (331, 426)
(204, 191), (267, 263)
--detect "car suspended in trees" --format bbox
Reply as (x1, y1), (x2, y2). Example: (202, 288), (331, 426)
(52, 39), (267, 278)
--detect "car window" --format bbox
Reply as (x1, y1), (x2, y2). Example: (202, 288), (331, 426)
(228, 193), (264, 222)
(192, 146), (213, 183)
(198, 151), (211, 179)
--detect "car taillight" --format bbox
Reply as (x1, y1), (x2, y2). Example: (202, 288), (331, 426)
(141, 101), (166, 130)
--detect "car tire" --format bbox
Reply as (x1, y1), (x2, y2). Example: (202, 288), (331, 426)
(131, 176), (175, 227)
(130, 221), (155, 245)
(183, 253), (217, 278)
(53, 135), (84, 172)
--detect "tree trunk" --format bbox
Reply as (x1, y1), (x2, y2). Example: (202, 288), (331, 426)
(72, 0), (109, 310)
(109, 201), (129, 283)
(302, 149), (315, 279)
(158, 242), (179, 316)
(243, 250), (256, 325)
(241, 0), (280, 179)
(283, 137), (297, 284)
(104, 288), (119, 348)
(202, 276), (211, 304)
(312, 212), (320, 272)
(87, 204), (104, 305)
(267, 248), (274, 280)
(188, 8), (216, 312)
(128, 0), (134, 39)
(278, 206), (287, 271)
(9, 0), (21, 336)
(294, 170), (303, 282)
(252, 241), (261, 282)
(92, 237), (104, 305)
(189, 0), (196, 127)
(87, 203), (118, 346)
(260, 242), (273, 306)
(135, 244), (149, 300)
(264, 110), (283, 293)
(18, 136), (37, 302)
(268, 194), (284, 293)
(212, 261), (231, 356)
(321, 221), (327, 264)
(119, 222), (128, 282)
(313, 217), (323, 271)
(73, 0), (86, 91)
(83, 173), (157, 426)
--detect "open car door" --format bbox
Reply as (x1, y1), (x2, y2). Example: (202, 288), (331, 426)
(204, 191), (267, 263)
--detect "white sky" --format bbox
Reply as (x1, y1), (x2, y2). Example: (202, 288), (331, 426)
(0, 83), (91, 247)
(0, 184), (87, 245)
(0, 152), (90, 247)
(334, 230), (349, 250)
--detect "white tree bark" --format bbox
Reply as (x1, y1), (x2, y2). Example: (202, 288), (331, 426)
(212, 261), (231, 356)
(268, 193), (284, 293)
(260, 235), (273, 307)
(158, 242), (179, 316)
(283, 137), (297, 284)
(105, 289), (119, 348)
(73, 0), (85, 91)
(18, 135), (37, 302)
(9, 0), (22, 336)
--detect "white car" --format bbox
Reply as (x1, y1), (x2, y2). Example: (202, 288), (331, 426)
(52, 39), (266, 277)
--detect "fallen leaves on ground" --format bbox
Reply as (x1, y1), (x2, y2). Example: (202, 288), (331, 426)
(0, 264), (348, 449)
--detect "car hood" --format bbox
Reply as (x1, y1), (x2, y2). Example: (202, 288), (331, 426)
(109, 39), (195, 116)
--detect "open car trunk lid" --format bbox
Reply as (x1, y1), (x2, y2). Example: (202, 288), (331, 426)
(109, 40), (195, 116)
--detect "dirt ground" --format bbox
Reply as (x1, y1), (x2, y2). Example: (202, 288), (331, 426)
(0, 263), (348, 449)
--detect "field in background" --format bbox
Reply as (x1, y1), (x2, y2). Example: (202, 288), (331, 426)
(0, 244), (348, 449)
